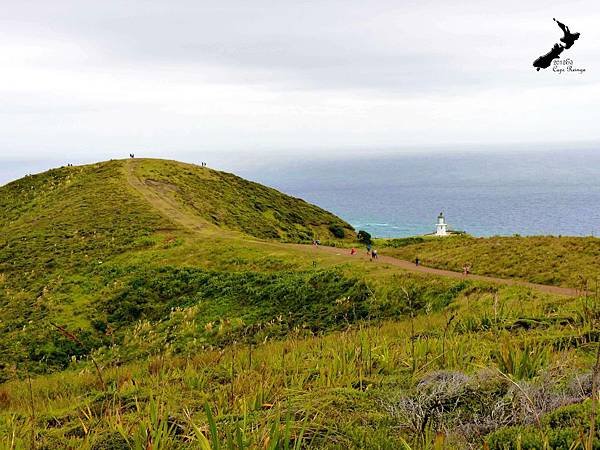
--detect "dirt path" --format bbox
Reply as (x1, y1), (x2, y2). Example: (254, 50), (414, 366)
(124, 159), (209, 233)
(308, 245), (581, 297)
(124, 159), (580, 297)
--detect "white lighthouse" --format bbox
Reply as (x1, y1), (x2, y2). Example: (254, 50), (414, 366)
(435, 212), (448, 236)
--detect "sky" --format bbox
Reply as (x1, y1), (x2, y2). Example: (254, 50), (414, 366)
(1, 0), (599, 183)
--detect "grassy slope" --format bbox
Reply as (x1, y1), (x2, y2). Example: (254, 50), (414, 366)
(0, 160), (598, 449)
(379, 235), (600, 288)
(2, 273), (598, 449)
(0, 161), (170, 277)
(131, 158), (355, 242)
(0, 159), (355, 376)
(0, 161), (173, 373)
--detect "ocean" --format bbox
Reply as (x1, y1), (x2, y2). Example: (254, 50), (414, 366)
(3, 148), (600, 238)
(239, 148), (600, 238)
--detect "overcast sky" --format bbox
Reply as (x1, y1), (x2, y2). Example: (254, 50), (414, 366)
(1, 0), (599, 182)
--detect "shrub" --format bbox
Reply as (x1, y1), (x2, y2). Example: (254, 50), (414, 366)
(542, 401), (600, 430)
(101, 267), (372, 343)
(487, 426), (589, 450)
(91, 432), (131, 450)
(490, 342), (549, 380)
(328, 224), (346, 239)
(357, 230), (372, 245)
(486, 426), (543, 450)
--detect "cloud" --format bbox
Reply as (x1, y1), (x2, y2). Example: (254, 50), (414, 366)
(0, 0), (599, 182)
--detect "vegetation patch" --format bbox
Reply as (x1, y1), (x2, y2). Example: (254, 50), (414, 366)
(380, 234), (600, 288)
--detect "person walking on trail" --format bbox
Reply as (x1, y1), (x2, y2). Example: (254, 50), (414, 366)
(366, 244), (372, 255)
(371, 249), (378, 260)
(415, 257), (420, 267)
(350, 248), (357, 256)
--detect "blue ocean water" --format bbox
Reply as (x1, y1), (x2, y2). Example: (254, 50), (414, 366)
(240, 149), (600, 238)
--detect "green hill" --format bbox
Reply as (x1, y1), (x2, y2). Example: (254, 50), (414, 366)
(0, 159), (354, 275)
(127, 159), (355, 241)
(0, 159), (598, 449)
(0, 158), (357, 377)
(0, 161), (169, 278)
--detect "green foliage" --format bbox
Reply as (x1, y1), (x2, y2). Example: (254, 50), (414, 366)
(329, 224), (346, 239)
(2, 158), (600, 449)
(542, 401), (600, 430)
(380, 237), (425, 248)
(133, 159), (355, 241)
(487, 426), (549, 450)
(0, 161), (169, 279)
(101, 267), (372, 348)
(91, 432), (131, 450)
(381, 234), (600, 288)
(27, 327), (104, 371)
(357, 230), (372, 245)
(375, 277), (470, 318)
(487, 425), (599, 450)
(490, 341), (550, 380)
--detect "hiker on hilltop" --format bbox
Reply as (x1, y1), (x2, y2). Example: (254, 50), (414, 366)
(415, 257), (420, 266)
(371, 249), (378, 261)
(366, 243), (372, 255)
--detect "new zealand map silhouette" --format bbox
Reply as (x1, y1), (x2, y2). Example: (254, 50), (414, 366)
(533, 18), (580, 71)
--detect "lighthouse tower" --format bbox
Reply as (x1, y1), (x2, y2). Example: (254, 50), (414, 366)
(435, 212), (448, 236)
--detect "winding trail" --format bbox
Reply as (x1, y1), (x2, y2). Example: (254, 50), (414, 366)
(124, 159), (581, 298)
(308, 245), (582, 297)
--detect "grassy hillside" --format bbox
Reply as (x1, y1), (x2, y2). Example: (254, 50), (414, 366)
(0, 159), (355, 377)
(379, 235), (600, 289)
(129, 159), (355, 242)
(0, 159), (599, 449)
(2, 271), (598, 449)
(0, 161), (170, 278)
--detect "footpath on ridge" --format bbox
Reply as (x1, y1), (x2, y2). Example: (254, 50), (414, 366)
(311, 245), (581, 297)
(125, 159), (209, 233)
(124, 159), (580, 298)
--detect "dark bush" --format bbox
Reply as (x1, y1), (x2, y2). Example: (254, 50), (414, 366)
(101, 267), (371, 339)
(91, 432), (131, 450)
(487, 426), (543, 450)
(26, 328), (103, 371)
(328, 224), (346, 239)
(357, 230), (372, 245)
(487, 426), (591, 450)
(542, 401), (600, 430)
